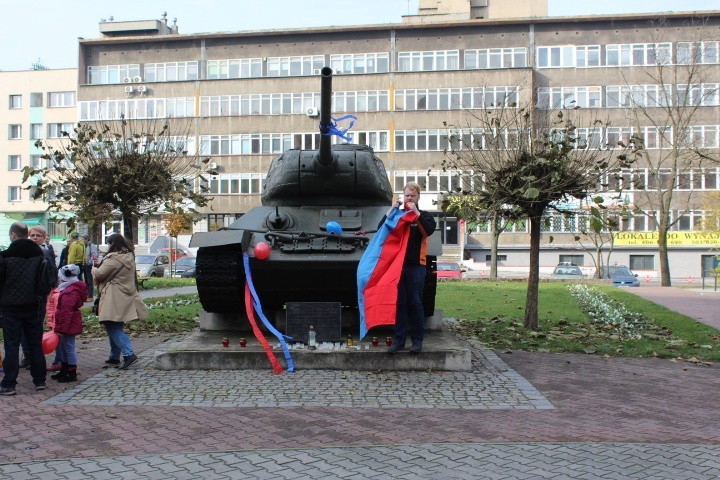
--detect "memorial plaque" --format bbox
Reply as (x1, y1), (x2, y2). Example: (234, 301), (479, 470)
(286, 302), (342, 343)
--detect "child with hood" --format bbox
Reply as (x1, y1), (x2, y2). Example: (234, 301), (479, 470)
(51, 264), (87, 382)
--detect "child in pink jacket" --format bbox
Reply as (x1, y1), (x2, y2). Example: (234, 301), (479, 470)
(51, 265), (87, 382)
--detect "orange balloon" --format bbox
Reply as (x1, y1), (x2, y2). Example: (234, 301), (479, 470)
(254, 242), (271, 260)
(42, 331), (60, 355)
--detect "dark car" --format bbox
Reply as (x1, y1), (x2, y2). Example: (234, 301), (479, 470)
(552, 265), (584, 280)
(169, 256), (196, 277)
(599, 265), (640, 287)
(180, 265), (196, 278)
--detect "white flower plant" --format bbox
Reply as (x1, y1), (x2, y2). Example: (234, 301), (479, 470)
(566, 284), (648, 340)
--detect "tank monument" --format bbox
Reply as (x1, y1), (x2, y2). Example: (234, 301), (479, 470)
(154, 67), (470, 372)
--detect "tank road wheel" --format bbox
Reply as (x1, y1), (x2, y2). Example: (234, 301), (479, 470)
(195, 244), (245, 313)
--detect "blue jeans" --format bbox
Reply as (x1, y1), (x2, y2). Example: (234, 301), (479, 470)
(1, 310), (46, 388)
(394, 265), (427, 347)
(56, 335), (78, 364)
(102, 321), (134, 359)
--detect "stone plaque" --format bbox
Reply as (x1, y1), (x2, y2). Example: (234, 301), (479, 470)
(286, 302), (342, 343)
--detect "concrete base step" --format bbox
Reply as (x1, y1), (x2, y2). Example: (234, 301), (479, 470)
(153, 327), (472, 372)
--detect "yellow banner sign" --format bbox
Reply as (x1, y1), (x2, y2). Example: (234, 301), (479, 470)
(614, 231), (720, 246)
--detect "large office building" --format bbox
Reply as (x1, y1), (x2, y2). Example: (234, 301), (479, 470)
(43, 1), (720, 278)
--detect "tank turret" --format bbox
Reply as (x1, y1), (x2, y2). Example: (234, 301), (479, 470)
(191, 67), (394, 319)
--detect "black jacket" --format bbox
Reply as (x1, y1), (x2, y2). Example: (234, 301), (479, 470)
(0, 239), (50, 311)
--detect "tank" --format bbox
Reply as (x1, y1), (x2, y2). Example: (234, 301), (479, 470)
(190, 67), (396, 319)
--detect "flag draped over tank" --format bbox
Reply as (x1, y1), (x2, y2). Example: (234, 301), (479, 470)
(357, 207), (419, 339)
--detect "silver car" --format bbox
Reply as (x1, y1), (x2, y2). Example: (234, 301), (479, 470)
(135, 254), (170, 277)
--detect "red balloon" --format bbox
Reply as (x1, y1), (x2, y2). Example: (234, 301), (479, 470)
(254, 242), (271, 260)
(42, 331), (60, 355)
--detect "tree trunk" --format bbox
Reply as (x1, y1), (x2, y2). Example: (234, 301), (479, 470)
(524, 214), (541, 330)
(657, 222), (672, 287)
(490, 229), (500, 279)
(121, 209), (135, 245)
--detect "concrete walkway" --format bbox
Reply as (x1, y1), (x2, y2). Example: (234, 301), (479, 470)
(2, 285), (719, 478)
(629, 286), (720, 330)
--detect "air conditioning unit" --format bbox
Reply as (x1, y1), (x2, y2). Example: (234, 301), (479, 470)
(122, 77), (132, 83)
(124, 85), (135, 93)
(137, 85), (147, 93)
(132, 76), (143, 83)
(306, 107), (319, 117)
(312, 68), (322, 75)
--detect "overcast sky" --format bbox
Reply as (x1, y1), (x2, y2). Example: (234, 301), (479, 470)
(1, 0), (718, 71)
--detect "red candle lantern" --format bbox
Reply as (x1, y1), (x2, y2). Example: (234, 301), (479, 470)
(239, 338), (247, 347)
(222, 338), (230, 348)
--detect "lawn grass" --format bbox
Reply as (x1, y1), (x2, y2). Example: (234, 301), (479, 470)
(436, 280), (720, 363)
(2, 279), (717, 364)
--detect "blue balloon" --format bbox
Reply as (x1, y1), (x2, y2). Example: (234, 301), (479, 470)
(326, 221), (342, 235)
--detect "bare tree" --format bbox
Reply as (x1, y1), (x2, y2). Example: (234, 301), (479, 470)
(23, 117), (210, 244)
(443, 106), (630, 329)
(618, 19), (720, 286)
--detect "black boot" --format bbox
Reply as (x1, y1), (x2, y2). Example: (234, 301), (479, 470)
(51, 362), (68, 381)
(58, 365), (77, 383)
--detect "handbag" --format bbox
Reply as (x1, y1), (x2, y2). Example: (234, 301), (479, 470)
(92, 295), (101, 315)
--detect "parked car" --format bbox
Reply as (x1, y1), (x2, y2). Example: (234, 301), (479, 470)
(436, 262), (464, 279)
(135, 254), (170, 277)
(551, 265), (584, 280)
(168, 256), (196, 278)
(180, 265), (197, 278)
(159, 247), (190, 262)
(599, 265), (640, 287)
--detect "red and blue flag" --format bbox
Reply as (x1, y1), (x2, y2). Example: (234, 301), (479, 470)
(357, 207), (419, 339)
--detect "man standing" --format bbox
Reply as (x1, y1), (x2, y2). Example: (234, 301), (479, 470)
(83, 234), (98, 301)
(66, 232), (86, 282)
(0, 222), (52, 395)
(385, 182), (436, 354)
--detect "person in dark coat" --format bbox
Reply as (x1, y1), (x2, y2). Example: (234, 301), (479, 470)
(0, 222), (52, 395)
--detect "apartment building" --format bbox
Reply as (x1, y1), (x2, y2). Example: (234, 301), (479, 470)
(72, 4), (720, 278)
(0, 68), (77, 243)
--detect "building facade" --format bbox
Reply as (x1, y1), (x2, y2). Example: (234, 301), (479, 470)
(41, 5), (720, 279)
(0, 68), (77, 243)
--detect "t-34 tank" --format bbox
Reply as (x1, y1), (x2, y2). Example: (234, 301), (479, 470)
(190, 67), (394, 320)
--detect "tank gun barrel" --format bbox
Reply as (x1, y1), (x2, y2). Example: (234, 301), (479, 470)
(318, 66), (333, 166)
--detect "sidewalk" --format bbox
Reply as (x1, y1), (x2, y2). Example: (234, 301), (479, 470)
(629, 286), (720, 330)
(1, 286), (718, 478)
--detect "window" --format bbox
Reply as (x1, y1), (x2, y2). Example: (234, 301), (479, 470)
(8, 186), (21, 202)
(485, 255), (507, 262)
(605, 84), (671, 108)
(398, 50), (460, 72)
(47, 123), (73, 138)
(8, 124), (22, 139)
(675, 83), (720, 107)
(559, 255), (584, 266)
(144, 61), (199, 82)
(29, 92), (43, 107)
(31, 155), (46, 169)
(464, 48), (527, 69)
(86, 64), (141, 84)
(606, 43), (671, 66)
(537, 45), (600, 68)
(8, 155), (21, 170)
(396, 86), (517, 111)
(30, 123), (42, 140)
(329, 53), (390, 74)
(48, 91), (76, 107)
(266, 55), (325, 77)
(677, 41), (720, 65)
(537, 86), (601, 109)
(9, 94), (22, 108)
(206, 58), (263, 79)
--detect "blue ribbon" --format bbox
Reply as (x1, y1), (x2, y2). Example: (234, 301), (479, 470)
(320, 114), (357, 142)
(243, 253), (295, 373)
